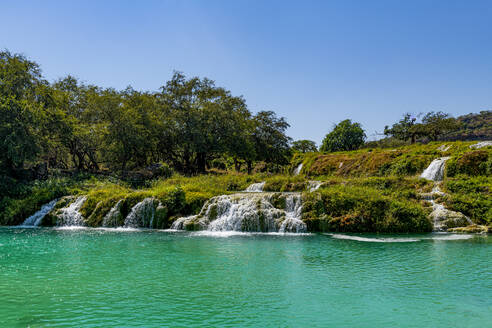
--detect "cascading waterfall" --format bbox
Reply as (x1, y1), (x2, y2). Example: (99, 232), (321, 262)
(307, 181), (323, 192)
(425, 185), (473, 231)
(170, 215), (194, 230)
(20, 199), (58, 227)
(244, 182), (266, 192)
(470, 141), (492, 149)
(420, 157), (450, 181)
(102, 200), (123, 227)
(419, 158), (472, 231)
(124, 198), (156, 228)
(293, 163), (303, 175)
(171, 192), (307, 233)
(279, 194), (306, 233)
(56, 196), (87, 226)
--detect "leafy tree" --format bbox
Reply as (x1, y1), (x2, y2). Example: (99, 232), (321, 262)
(292, 139), (317, 153)
(158, 72), (253, 173)
(384, 111), (460, 143)
(0, 51), (44, 172)
(249, 111), (291, 173)
(320, 119), (366, 152)
(421, 111), (460, 141)
(384, 113), (420, 143)
(51, 77), (101, 170)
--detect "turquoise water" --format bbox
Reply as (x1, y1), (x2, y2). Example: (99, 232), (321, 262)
(0, 228), (490, 327)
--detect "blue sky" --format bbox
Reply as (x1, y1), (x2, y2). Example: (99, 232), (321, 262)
(1, 0), (491, 143)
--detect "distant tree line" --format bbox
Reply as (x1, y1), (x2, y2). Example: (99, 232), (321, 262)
(0, 50), (292, 176)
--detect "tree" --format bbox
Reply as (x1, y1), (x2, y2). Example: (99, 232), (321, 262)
(0, 51), (44, 173)
(158, 72), (254, 173)
(320, 119), (365, 152)
(384, 113), (420, 143)
(249, 111), (292, 173)
(421, 111), (460, 141)
(292, 139), (317, 153)
(51, 76), (102, 170)
(384, 111), (460, 143)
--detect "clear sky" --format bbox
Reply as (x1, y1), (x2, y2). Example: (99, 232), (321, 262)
(1, 0), (491, 143)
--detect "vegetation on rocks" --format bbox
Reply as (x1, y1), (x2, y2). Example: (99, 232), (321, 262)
(1, 49), (490, 232)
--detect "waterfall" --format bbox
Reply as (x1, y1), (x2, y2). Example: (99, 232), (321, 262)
(20, 199), (58, 227)
(470, 141), (492, 149)
(172, 192), (307, 233)
(170, 216), (194, 230)
(124, 198), (155, 228)
(293, 163), (303, 175)
(244, 182), (266, 192)
(102, 200), (123, 227)
(307, 181), (323, 192)
(420, 157), (450, 181)
(279, 194), (306, 233)
(56, 196), (87, 226)
(422, 185), (473, 231)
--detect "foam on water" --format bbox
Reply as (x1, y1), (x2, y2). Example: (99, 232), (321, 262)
(189, 231), (312, 237)
(55, 226), (88, 231)
(326, 233), (476, 242)
(326, 234), (420, 243)
(426, 234), (474, 240)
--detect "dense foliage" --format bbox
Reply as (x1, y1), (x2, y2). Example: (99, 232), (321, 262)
(0, 51), (291, 177)
(292, 140), (317, 153)
(1, 50), (490, 231)
(320, 119), (366, 152)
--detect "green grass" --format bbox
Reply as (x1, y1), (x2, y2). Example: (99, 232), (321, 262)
(1, 141), (490, 231)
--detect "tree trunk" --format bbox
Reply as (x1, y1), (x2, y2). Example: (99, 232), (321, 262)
(196, 152), (207, 173)
(246, 160), (253, 175)
(234, 158), (241, 172)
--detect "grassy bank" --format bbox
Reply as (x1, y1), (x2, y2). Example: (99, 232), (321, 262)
(1, 141), (490, 231)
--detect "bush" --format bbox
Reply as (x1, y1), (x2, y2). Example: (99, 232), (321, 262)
(302, 186), (431, 233)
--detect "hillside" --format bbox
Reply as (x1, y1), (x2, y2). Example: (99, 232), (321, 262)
(443, 110), (492, 141)
(1, 141), (490, 233)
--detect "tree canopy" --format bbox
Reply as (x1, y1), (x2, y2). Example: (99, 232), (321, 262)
(384, 111), (460, 143)
(292, 140), (317, 153)
(320, 120), (366, 152)
(0, 51), (293, 176)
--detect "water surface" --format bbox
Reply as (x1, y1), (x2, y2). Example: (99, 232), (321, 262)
(0, 228), (490, 327)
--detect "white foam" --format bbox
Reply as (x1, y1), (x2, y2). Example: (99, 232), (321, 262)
(95, 227), (143, 232)
(55, 226), (88, 231)
(326, 234), (420, 243)
(189, 231), (312, 237)
(426, 234), (474, 241)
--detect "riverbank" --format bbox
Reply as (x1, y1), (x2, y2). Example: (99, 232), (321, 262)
(1, 141), (490, 232)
